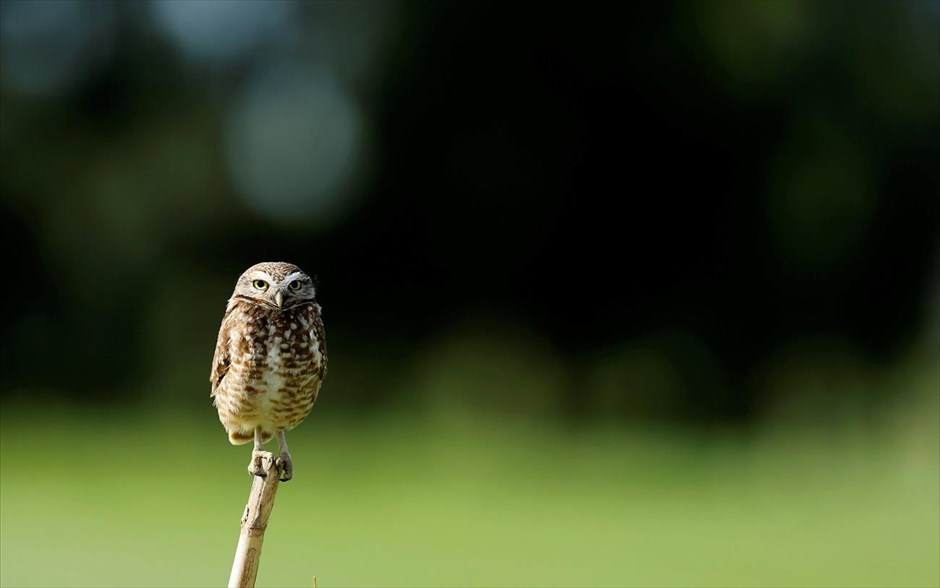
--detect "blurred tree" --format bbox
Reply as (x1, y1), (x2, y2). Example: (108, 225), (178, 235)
(0, 0), (936, 422)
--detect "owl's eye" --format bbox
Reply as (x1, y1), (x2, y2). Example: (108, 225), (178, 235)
(288, 280), (302, 291)
(252, 279), (268, 291)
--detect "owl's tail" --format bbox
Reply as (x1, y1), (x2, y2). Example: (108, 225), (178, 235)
(228, 430), (254, 445)
(228, 428), (275, 445)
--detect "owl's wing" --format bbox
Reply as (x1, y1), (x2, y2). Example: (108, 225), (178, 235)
(313, 308), (328, 378)
(210, 319), (231, 397)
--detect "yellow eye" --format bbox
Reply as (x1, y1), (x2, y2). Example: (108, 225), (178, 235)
(288, 280), (302, 291)
(252, 279), (268, 291)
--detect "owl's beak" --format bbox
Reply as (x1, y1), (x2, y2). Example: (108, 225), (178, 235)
(274, 290), (284, 310)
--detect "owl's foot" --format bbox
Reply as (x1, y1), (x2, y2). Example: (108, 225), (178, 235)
(248, 450), (272, 478)
(276, 454), (293, 482)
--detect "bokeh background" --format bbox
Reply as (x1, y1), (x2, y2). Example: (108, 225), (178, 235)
(1, 1), (938, 586)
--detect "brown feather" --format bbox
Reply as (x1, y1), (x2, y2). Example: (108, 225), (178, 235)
(209, 262), (327, 446)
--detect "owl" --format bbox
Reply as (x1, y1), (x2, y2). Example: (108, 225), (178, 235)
(210, 262), (327, 482)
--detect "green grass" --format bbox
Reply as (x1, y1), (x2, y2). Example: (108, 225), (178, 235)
(1, 409), (938, 587)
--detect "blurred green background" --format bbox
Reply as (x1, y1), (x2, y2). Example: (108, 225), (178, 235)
(1, 1), (938, 587)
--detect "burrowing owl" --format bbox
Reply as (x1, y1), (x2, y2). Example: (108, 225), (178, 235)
(210, 262), (327, 482)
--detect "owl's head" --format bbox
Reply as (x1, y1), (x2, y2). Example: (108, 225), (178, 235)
(231, 261), (317, 311)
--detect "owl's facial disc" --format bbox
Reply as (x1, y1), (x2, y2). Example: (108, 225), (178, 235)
(234, 266), (315, 312)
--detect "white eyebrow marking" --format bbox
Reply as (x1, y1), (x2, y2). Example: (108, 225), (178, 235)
(249, 271), (274, 282)
(283, 272), (306, 283)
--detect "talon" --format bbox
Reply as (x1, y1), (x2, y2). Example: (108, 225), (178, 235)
(276, 456), (293, 482)
(248, 451), (268, 478)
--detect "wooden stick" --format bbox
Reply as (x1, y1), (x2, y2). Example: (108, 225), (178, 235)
(229, 451), (280, 588)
